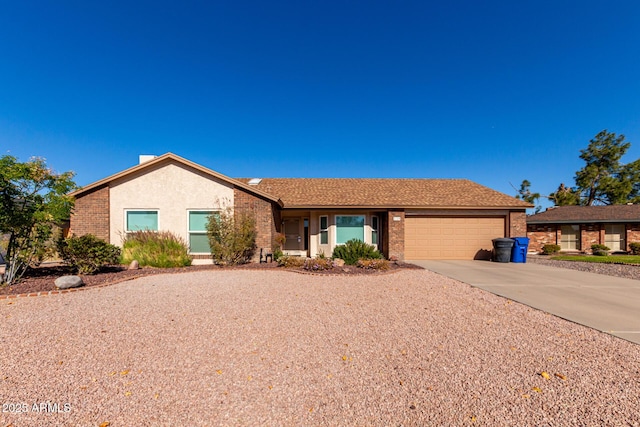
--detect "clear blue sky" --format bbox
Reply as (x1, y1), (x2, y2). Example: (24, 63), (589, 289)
(2, 1), (639, 209)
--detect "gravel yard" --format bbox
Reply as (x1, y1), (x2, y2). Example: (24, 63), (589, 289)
(1, 269), (639, 426)
(528, 254), (640, 280)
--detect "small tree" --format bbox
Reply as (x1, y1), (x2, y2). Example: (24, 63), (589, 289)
(206, 208), (256, 265)
(0, 156), (76, 285)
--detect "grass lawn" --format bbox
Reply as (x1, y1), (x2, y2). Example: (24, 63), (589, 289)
(551, 254), (640, 264)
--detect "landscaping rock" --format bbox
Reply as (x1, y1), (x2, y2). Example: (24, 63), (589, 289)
(54, 275), (84, 289)
(129, 260), (140, 270)
(334, 258), (345, 267)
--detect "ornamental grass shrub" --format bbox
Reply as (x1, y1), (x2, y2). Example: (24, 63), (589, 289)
(58, 234), (121, 274)
(303, 257), (335, 271)
(206, 208), (256, 265)
(277, 255), (306, 268)
(356, 258), (390, 270)
(331, 239), (383, 265)
(121, 230), (191, 268)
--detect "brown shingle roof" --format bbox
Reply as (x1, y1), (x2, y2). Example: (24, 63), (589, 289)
(527, 205), (640, 224)
(237, 178), (531, 209)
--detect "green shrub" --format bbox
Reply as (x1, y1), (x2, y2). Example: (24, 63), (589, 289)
(277, 255), (306, 268)
(58, 234), (121, 274)
(207, 208), (257, 265)
(121, 230), (191, 268)
(207, 208), (256, 265)
(591, 244), (610, 256)
(272, 248), (284, 262)
(303, 257), (335, 271)
(331, 239), (383, 265)
(541, 244), (561, 255)
(356, 259), (390, 270)
(629, 242), (640, 255)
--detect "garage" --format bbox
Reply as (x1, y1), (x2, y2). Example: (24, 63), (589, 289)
(405, 216), (505, 260)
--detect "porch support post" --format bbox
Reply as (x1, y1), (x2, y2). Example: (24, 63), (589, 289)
(387, 210), (405, 261)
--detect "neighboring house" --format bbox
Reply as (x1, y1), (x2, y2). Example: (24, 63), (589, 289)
(69, 153), (531, 261)
(527, 205), (640, 253)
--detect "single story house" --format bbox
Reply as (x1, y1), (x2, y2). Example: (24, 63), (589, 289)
(527, 205), (640, 253)
(69, 153), (531, 261)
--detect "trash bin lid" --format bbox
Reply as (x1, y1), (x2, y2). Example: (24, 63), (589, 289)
(492, 238), (514, 247)
(513, 237), (530, 245)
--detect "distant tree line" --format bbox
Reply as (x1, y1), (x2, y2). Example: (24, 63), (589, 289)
(516, 130), (640, 210)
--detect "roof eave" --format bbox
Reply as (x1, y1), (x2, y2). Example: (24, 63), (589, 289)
(281, 204), (531, 210)
(528, 219), (640, 225)
(69, 153), (281, 204)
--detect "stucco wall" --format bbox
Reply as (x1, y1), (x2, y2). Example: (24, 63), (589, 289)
(109, 161), (234, 246)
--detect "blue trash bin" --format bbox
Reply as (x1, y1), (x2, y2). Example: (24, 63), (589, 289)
(511, 237), (530, 263)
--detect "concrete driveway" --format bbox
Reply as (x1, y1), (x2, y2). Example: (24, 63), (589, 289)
(409, 260), (640, 345)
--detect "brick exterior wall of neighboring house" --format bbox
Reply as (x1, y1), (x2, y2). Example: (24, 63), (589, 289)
(509, 211), (527, 237)
(233, 188), (280, 261)
(526, 224), (557, 253)
(70, 186), (110, 242)
(528, 223), (640, 253)
(581, 224), (601, 251)
(627, 225), (640, 251)
(386, 210), (405, 261)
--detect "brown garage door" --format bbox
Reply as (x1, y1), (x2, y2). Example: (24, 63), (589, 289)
(405, 216), (505, 260)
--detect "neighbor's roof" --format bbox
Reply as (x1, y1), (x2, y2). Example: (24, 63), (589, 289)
(527, 205), (640, 224)
(237, 178), (532, 209)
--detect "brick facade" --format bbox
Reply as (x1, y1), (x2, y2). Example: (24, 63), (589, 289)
(528, 222), (640, 253)
(386, 210), (405, 261)
(581, 224), (600, 250)
(70, 186), (110, 242)
(233, 188), (280, 261)
(628, 225), (640, 249)
(526, 225), (557, 253)
(508, 211), (527, 237)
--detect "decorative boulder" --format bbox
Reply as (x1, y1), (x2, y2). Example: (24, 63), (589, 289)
(54, 275), (84, 290)
(128, 260), (139, 270)
(334, 258), (345, 267)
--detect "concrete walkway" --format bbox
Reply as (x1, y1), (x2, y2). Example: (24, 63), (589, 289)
(409, 260), (640, 345)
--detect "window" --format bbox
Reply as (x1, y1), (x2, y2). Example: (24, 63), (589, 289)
(371, 216), (379, 245)
(605, 224), (625, 251)
(189, 211), (216, 253)
(560, 225), (580, 250)
(126, 210), (158, 232)
(319, 216), (328, 245)
(336, 215), (365, 244)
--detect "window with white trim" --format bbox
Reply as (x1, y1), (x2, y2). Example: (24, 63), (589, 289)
(604, 224), (625, 251)
(371, 216), (379, 245)
(319, 216), (328, 245)
(560, 224), (580, 250)
(125, 210), (158, 232)
(335, 215), (365, 244)
(189, 211), (217, 253)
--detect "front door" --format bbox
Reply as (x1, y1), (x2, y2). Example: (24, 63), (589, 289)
(283, 219), (301, 250)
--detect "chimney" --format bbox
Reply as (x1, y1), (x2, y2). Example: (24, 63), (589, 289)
(139, 155), (157, 164)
